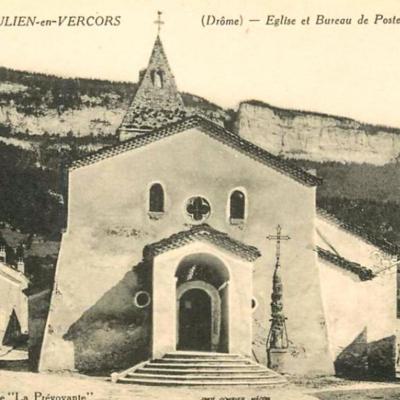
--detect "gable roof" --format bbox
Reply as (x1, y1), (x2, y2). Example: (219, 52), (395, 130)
(317, 246), (375, 281)
(70, 115), (321, 187)
(317, 208), (400, 256)
(0, 262), (29, 285)
(143, 223), (261, 262)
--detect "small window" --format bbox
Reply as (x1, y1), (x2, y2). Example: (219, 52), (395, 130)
(251, 297), (258, 311)
(134, 291), (151, 308)
(186, 196), (211, 223)
(149, 183), (164, 213)
(230, 190), (245, 221)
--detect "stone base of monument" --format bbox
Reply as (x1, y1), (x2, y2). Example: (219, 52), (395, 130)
(268, 348), (291, 373)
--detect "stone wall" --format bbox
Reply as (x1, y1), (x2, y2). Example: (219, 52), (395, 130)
(120, 36), (185, 132)
(235, 101), (400, 165)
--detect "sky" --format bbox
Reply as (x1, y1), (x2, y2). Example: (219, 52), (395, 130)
(1, 0), (400, 127)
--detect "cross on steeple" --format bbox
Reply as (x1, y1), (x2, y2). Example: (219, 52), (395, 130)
(154, 11), (164, 35)
(266, 225), (290, 265)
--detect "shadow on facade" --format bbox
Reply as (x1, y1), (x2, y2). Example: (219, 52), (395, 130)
(334, 328), (396, 381)
(63, 262), (151, 375)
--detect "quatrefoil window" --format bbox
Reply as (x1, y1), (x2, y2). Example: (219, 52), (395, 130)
(186, 196), (211, 222)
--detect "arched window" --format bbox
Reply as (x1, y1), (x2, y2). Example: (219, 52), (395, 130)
(230, 190), (245, 221)
(149, 183), (164, 213)
(151, 69), (164, 88)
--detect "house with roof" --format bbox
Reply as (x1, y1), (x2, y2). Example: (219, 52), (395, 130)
(0, 240), (28, 353)
(37, 24), (399, 385)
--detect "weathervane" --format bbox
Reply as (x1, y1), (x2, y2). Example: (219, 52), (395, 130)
(266, 225), (291, 353)
(154, 11), (164, 35)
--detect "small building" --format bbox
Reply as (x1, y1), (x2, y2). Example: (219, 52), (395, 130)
(0, 242), (29, 350)
(37, 28), (399, 384)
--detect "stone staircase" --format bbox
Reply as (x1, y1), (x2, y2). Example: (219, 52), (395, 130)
(112, 351), (287, 386)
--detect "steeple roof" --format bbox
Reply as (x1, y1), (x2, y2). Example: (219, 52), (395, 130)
(119, 34), (186, 137)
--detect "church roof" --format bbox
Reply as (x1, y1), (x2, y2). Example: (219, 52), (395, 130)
(119, 35), (185, 132)
(317, 246), (375, 281)
(143, 223), (261, 262)
(317, 208), (400, 256)
(70, 115), (321, 187)
(0, 261), (29, 285)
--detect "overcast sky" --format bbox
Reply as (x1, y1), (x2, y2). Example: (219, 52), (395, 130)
(1, 0), (400, 127)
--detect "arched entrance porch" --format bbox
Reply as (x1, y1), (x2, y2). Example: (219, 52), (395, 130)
(150, 227), (258, 359)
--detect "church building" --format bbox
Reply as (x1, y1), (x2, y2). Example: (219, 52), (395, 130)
(38, 24), (399, 385)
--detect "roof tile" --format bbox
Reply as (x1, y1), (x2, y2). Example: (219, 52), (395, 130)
(317, 246), (375, 281)
(143, 223), (261, 262)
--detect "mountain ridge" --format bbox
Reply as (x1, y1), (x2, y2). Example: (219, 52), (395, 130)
(241, 99), (400, 135)
(235, 101), (400, 165)
(0, 65), (398, 254)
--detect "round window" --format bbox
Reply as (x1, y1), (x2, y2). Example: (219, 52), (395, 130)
(251, 297), (258, 311)
(185, 196), (211, 222)
(134, 291), (151, 308)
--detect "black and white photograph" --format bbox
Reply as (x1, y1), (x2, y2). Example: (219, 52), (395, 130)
(0, 1), (400, 399)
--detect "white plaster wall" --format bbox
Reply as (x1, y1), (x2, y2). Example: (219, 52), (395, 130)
(152, 241), (253, 358)
(40, 127), (332, 374)
(319, 260), (370, 360)
(316, 216), (396, 273)
(318, 239), (396, 364)
(317, 213), (397, 364)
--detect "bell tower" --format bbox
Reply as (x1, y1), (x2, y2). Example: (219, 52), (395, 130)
(118, 12), (186, 141)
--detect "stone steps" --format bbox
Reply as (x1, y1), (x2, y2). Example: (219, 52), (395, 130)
(118, 377), (286, 386)
(112, 351), (287, 387)
(138, 367), (263, 374)
(154, 358), (253, 364)
(162, 351), (241, 359)
(127, 372), (279, 380)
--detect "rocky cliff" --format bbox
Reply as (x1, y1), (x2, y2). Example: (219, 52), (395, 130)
(0, 67), (228, 140)
(235, 101), (400, 165)
(0, 104), (124, 137)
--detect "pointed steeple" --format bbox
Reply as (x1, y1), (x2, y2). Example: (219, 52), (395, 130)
(129, 34), (184, 112)
(118, 14), (186, 141)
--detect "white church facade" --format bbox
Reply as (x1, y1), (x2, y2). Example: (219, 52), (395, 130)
(37, 30), (399, 384)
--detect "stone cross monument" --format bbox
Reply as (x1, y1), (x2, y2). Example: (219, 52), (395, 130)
(266, 225), (291, 371)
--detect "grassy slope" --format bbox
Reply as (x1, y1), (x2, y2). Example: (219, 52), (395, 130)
(294, 160), (400, 246)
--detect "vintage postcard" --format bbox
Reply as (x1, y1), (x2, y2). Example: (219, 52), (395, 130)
(0, 1), (399, 399)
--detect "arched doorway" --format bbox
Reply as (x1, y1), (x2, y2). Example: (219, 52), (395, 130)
(175, 253), (230, 353)
(178, 289), (211, 351)
(177, 280), (222, 351)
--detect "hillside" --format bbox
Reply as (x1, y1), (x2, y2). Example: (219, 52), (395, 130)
(0, 66), (398, 290)
(0, 67), (230, 137)
(293, 160), (400, 247)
